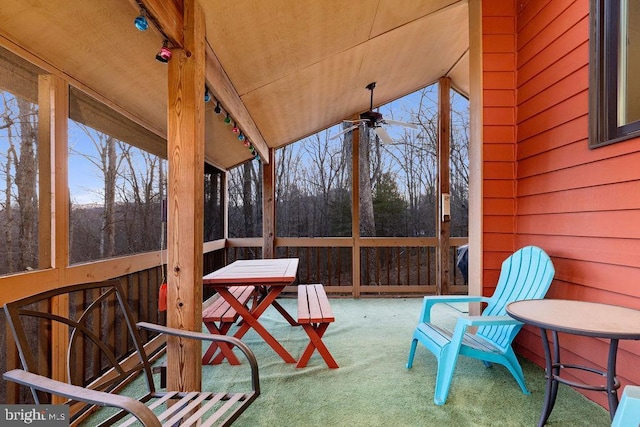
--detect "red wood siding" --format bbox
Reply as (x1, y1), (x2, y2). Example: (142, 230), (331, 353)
(482, 0), (640, 408)
(482, 0), (517, 292)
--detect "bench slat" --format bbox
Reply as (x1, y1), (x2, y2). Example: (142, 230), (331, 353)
(297, 284), (309, 323)
(307, 285), (323, 322)
(315, 284), (334, 322)
(298, 284), (334, 324)
(203, 285), (254, 323)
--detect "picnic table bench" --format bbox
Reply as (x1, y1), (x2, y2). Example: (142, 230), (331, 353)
(202, 285), (256, 365)
(296, 284), (338, 368)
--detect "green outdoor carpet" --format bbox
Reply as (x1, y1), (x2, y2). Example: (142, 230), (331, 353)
(86, 298), (611, 426)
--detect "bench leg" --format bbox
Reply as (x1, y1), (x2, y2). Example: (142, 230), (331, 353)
(219, 287), (297, 364)
(297, 322), (338, 368)
(202, 322), (242, 365)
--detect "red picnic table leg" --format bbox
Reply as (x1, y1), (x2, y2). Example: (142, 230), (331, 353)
(297, 322), (338, 368)
(202, 321), (242, 365)
(211, 285), (297, 364)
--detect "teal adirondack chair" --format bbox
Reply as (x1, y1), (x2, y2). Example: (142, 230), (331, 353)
(612, 386), (640, 427)
(406, 245), (555, 405)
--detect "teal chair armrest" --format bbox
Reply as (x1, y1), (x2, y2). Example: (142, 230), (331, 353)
(421, 295), (491, 323)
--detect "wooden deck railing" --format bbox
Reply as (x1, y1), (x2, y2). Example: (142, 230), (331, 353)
(225, 237), (469, 296)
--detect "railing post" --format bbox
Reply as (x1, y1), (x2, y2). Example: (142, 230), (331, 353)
(437, 77), (451, 295)
(351, 118), (361, 297)
(263, 148), (276, 258)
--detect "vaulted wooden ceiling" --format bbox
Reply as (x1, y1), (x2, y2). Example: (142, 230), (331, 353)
(0, 0), (469, 169)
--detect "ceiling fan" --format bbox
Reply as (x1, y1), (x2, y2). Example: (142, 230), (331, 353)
(330, 82), (419, 144)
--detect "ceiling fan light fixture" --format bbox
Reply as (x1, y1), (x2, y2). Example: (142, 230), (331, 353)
(332, 81), (419, 142)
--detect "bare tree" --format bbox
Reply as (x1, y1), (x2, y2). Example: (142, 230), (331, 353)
(358, 126), (376, 237)
(299, 130), (348, 236)
(228, 159), (262, 238)
(0, 93), (38, 273)
(1, 131), (16, 272)
(70, 126), (124, 259)
(242, 162), (255, 236)
(118, 143), (165, 252)
(16, 99), (38, 269)
(275, 143), (303, 236)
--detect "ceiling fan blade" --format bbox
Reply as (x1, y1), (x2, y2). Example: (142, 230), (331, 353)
(330, 124), (358, 140)
(343, 118), (370, 124)
(375, 126), (394, 144)
(382, 119), (419, 130)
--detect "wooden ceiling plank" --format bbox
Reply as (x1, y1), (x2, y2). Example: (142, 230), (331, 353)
(205, 43), (269, 163)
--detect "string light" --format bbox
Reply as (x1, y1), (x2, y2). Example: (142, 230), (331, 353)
(208, 95), (261, 161)
(133, 0), (256, 163)
(133, 2), (259, 160)
(134, 10), (149, 31)
(133, 3), (176, 62)
(155, 40), (172, 63)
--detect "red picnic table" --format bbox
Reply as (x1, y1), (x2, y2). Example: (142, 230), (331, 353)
(202, 258), (299, 364)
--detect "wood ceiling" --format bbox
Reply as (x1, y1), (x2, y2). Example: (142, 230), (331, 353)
(0, 0), (469, 170)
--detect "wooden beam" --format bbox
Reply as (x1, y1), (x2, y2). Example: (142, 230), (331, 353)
(39, 74), (71, 404)
(263, 148), (276, 258)
(38, 75), (53, 269)
(136, 0), (184, 48)
(204, 43), (269, 162)
(351, 122), (361, 298)
(223, 171), (230, 240)
(468, 0), (484, 312)
(166, 0), (205, 392)
(437, 77), (452, 295)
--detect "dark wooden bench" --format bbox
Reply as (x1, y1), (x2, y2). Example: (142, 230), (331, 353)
(202, 285), (256, 365)
(3, 280), (259, 427)
(296, 284), (338, 368)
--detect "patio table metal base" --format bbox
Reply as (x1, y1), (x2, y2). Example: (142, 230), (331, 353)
(537, 329), (620, 427)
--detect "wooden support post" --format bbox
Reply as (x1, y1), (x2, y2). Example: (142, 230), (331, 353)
(166, 0), (205, 392)
(263, 148), (275, 258)
(351, 121), (361, 297)
(468, 0), (484, 313)
(437, 77), (451, 295)
(39, 74), (70, 403)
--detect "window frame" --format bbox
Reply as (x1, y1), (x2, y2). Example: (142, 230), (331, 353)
(590, 0), (640, 148)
